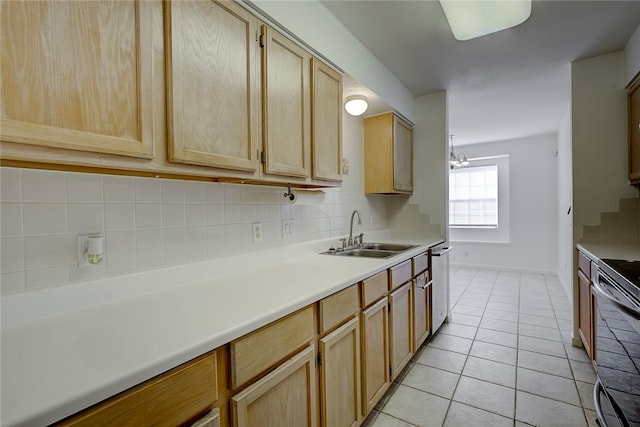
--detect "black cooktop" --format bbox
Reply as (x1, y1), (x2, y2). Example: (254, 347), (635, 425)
(599, 259), (640, 300)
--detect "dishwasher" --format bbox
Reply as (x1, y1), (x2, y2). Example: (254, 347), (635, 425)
(430, 243), (452, 332)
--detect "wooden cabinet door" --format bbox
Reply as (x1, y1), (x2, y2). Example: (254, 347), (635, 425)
(361, 297), (390, 416)
(0, 1), (154, 158)
(261, 25), (310, 179)
(577, 269), (593, 358)
(389, 281), (413, 380)
(364, 112), (414, 194)
(413, 274), (431, 351)
(319, 317), (361, 427)
(311, 58), (342, 182)
(628, 79), (640, 184)
(165, 0), (259, 173)
(231, 345), (317, 427)
(393, 115), (413, 193)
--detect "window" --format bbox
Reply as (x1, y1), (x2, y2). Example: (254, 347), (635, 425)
(448, 155), (510, 244)
(449, 165), (498, 227)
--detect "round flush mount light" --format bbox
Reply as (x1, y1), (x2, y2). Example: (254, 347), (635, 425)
(344, 95), (368, 116)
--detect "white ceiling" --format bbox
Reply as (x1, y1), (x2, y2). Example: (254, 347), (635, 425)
(322, 0), (640, 145)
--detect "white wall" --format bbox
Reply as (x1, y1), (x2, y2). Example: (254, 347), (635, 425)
(250, 0), (415, 121)
(0, 114), (390, 295)
(571, 52), (639, 245)
(557, 107), (574, 304)
(449, 134), (559, 273)
(624, 24), (640, 86)
(413, 91), (448, 233)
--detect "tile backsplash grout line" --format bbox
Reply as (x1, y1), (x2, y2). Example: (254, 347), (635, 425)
(0, 166), (390, 294)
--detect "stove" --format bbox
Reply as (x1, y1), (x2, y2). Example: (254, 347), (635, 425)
(593, 258), (640, 427)
(599, 258), (640, 301)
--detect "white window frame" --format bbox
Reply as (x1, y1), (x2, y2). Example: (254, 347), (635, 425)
(449, 164), (498, 228)
(449, 155), (510, 244)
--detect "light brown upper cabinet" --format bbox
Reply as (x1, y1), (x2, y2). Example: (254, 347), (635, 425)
(311, 58), (343, 182)
(261, 25), (311, 179)
(628, 78), (640, 185)
(364, 112), (414, 194)
(165, 0), (260, 175)
(0, 0), (154, 158)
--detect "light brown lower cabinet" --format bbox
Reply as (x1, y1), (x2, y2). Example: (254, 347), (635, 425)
(231, 344), (317, 427)
(577, 269), (594, 359)
(318, 316), (361, 427)
(413, 273), (432, 352)
(360, 297), (390, 416)
(55, 350), (219, 427)
(389, 281), (413, 380)
(192, 409), (221, 427)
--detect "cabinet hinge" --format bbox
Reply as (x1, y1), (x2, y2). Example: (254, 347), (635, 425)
(317, 352), (322, 366)
(259, 34), (265, 48)
(389, 366), (393, 378)
(260, 150), (266, 164)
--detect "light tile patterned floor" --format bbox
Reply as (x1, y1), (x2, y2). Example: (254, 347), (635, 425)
(362, 267), (597, 427)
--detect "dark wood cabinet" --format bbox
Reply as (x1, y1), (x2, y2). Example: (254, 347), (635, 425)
(577, 251), (595, 360)
(628, 78), (640, 185)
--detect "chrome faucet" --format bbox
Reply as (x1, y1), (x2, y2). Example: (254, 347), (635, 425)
(348, 209), (362, 246)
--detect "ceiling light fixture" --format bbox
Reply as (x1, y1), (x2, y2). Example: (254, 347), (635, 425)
(344, 95), (368, 116)
(449, 135), (469, 169)
(438, 0), (532, 41)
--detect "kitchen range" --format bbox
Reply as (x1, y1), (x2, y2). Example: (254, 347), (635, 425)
(593, 258), (640, 427)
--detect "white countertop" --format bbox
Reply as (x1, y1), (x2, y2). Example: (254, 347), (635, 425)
(576, 241), (640, 262)
(1, 232), (443, 427)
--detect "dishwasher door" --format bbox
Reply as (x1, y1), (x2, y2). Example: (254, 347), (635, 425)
(430, 243), (451, 333)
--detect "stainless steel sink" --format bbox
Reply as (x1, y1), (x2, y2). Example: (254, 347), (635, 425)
(360, 243), (417, 252)
(322, 242), (417, 258)
(334, 249), (398, 258)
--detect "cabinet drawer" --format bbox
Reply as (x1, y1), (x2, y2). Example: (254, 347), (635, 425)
(361, 271), (388, 308)
(578, 251), (591, 277)
(390, 259), (412, 290)
(319, 285), (359, 334)
(230, 306), (315, 389)
(412, 252), (428, 276)
(57, 350), (218, 426)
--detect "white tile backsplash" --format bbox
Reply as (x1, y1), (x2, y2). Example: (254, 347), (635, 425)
(103, 176), (135, 203)
(135, 178), (161, 203)
(105, 204), (135, 231)
(162, 204), (186, 227)
(1, 167), (21, 201)
(1, 237), (24, 273)
(1, 202), (22, 236)
(185, 204), (206, 226)
(0, 117), (390, 294)
(23, 203), (67, 235)
(22, 170), (66, 202)
(68, 203), (104, 234)
(135, 204), (162, 228)
(67, 173), (103, 202)
(161, 180), (185, 203)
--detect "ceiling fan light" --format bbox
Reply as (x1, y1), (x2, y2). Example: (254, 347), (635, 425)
(439, 0), (532, 41)
(344, 96), (369, 116)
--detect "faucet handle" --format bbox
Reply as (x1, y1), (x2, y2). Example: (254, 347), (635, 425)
(339, 238), (348, 250)
(356, 233), (364, 245)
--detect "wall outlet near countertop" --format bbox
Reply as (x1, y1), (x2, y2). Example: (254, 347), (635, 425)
(252, 222), (263, 242)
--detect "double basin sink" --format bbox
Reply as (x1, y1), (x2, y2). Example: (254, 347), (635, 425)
(322, 243), (417, 258)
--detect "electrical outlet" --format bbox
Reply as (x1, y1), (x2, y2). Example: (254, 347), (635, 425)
(252, 222), (263, 242)
(282, 220), (294, 238)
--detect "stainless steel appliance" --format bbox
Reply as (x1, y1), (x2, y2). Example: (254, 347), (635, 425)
(593, 258), (640, 427)
(430, 243), (452, 332)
